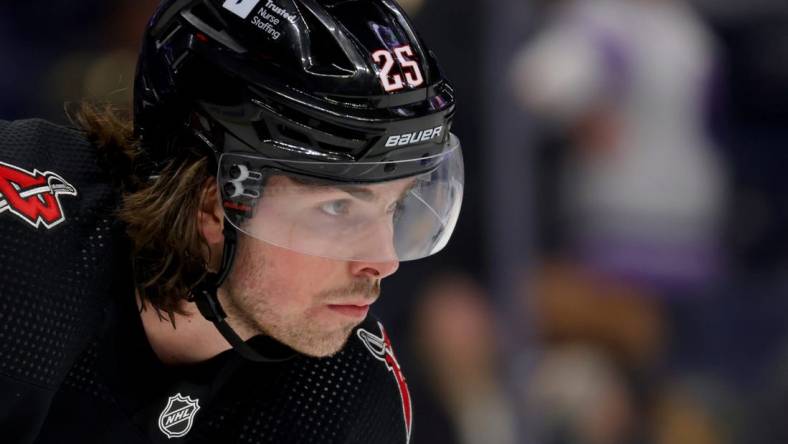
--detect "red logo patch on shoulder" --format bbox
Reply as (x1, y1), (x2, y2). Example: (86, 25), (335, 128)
(357, 322), (413, 444)
(0, 161), (77, 229)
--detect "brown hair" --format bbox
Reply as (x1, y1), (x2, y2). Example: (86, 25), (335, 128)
(69, 102), (211, 319)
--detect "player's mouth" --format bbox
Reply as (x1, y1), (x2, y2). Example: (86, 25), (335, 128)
(326, 303), (371, 318)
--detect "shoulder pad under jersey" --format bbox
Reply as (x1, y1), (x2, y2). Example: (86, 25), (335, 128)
(0, 118), (124, 443)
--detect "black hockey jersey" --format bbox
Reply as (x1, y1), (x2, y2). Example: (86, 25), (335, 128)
(0, 119), (413, 444)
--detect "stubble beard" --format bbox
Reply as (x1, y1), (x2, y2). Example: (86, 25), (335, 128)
(222, 276), (381, 358)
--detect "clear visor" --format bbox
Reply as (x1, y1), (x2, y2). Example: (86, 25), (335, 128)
(218, 137), (464, 262)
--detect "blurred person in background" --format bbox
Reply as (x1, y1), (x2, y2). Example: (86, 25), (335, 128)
(523, 345), (640, 444)
(410, 272), (518, 444)
(511, 0), (727, 290)
(509, 0), (731, 442)
(523, 345), (724, 444)
(519, 265), (726, 444)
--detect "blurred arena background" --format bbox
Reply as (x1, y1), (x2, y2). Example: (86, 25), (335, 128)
(2, 0), (788, 443)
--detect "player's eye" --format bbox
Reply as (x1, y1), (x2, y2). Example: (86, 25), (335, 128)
(320, 199), (351, 217)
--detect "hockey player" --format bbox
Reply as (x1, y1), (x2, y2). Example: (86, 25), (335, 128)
(0, 0), (463, 442)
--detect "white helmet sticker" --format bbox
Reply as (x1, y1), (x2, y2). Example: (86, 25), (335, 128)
(222, 0), (262, 19)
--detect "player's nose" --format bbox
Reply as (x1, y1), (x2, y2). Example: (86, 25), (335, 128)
(348, 257), (400, 280)
(348, 218), (400, 278)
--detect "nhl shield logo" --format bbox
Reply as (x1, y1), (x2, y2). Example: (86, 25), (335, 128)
(158, 393), (201, 439)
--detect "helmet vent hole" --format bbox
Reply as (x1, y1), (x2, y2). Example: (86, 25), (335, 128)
(276, 125), (312, 146)
(301, 7), (355, 75)
(253, 121), (272, 142)
(190, 3), (227, 33)
(384, 163), (396, 173)
(317, 142), (355, 156)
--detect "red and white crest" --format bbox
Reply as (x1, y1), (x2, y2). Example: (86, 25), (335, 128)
(357, 322), (413, 443)
(0, 161), (77, 229)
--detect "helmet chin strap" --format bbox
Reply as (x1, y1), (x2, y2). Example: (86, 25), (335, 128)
(190, 223), (295, 362)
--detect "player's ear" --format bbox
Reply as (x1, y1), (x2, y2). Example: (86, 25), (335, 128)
(198, 176), (224, 248)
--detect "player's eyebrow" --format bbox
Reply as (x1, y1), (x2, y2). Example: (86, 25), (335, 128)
(289, 175), (416, 203)
(339, 180), (417, 203)
(339, 186), (375, 202)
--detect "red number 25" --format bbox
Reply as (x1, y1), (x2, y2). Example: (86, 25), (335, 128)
(372, 45), (425, 92)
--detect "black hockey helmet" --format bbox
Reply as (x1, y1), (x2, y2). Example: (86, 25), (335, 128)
(134, 0), (464, 263)
(134, 0), (458, 171)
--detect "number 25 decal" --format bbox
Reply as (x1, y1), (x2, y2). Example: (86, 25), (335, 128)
(372, 45), (424, 92)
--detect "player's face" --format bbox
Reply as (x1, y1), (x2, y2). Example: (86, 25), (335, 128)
(218, 177), (405, 357)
